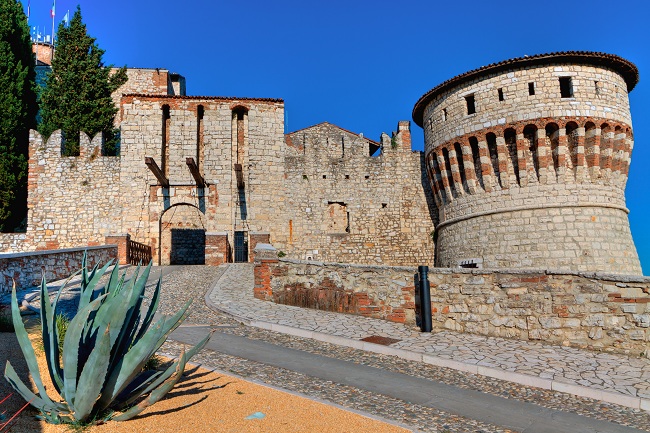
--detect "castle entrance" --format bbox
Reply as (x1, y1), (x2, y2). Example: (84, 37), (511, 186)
(159, 203), (206, 265)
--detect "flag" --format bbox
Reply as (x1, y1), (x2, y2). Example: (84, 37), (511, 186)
(62, 10), (69, 26)
(50, 0), (55, 18)
(27, 0), (30, 20)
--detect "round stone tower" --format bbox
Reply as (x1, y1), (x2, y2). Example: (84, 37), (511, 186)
(412, 51), (642, 275)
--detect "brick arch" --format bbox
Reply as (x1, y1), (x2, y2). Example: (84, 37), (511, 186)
(566, 121), (580, 173)
(159, 203), (206, 265)
(442, 147), (458, 199)
(545, 122), (560, 177)
(600, 123), (613, 171)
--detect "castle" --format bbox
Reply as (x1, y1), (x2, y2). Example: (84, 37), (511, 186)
(0, 51), (642, 276)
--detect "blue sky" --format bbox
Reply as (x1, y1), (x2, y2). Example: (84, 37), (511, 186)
(22, 0), (650, 274)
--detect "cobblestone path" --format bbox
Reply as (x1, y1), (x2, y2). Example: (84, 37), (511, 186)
(14, 264), (650, 432)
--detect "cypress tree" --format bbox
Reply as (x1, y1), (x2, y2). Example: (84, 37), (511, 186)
(39, 7), (127, 156)
(0, 0), (37, 232)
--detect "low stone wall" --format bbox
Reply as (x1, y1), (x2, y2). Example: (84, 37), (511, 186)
(256, 257), (650, 355)
(0, 233), (29, 253)
(0, 245), (117, 293)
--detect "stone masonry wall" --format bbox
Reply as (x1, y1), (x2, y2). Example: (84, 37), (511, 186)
(119, 95), (285, 263)
(0, 245), (117, 292)
(419, 58), (641, 274)
(260, 259), (650, 355)
(22, 130), (122, 251)
(279, 121), (436, 266)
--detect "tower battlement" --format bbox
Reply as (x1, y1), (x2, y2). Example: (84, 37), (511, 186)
(414, 52), (641, 274)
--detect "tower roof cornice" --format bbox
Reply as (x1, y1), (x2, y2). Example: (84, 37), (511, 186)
(412, 51), (639, 127)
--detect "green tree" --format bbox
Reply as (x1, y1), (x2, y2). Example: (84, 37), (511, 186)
(0, 0), (37, 232)
(39, 7), (127, 156)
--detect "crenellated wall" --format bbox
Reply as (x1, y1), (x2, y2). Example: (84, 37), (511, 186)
(278, 121), (436, 266)
(414, 52), (641, 274)
(23, 130), (122, 251)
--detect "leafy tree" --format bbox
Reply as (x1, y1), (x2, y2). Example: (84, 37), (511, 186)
(0, 0), (37, 232)
(39, 7), (127, 156)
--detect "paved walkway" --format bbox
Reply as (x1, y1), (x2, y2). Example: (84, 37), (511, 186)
(206, 263), (650, 411)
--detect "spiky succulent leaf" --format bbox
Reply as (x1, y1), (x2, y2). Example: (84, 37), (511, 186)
(40, 276), (64, 395)
(5, 361), (69, 414)
(133, 275), (162, 344)
(62, 294), (107, 406)
(71, 325), (113, 421)
(9, 282), (58, 409)
(111, 333), (211, 422)
(110, 263), (152, 367)
(97, 318), (167, 410)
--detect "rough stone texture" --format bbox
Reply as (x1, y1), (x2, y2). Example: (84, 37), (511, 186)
(281, 122), (436, 266)
(24, 130), (122, 251)
(0, 245), (116, 292)
(417, 57), (641, 275)
(260, 259), (650, 355)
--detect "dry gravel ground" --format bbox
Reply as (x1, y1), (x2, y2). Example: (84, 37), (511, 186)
(0, 331), (410, 433)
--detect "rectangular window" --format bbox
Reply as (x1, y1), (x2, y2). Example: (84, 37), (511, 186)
(465, 94), (476, 115)
(594, 80), (601, 95)
(528, 82), (535, 96)
(442, 108), (448, 121)
(559, 77), (573, 98)
(498, 88), (504, 101)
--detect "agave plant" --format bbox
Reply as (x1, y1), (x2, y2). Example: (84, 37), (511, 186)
(4, 255), (211, 424)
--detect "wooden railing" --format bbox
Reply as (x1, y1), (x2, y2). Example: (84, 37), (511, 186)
(127, 239), (152, 265)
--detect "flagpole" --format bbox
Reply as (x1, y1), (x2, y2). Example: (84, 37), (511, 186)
(51, 0), (55, 45)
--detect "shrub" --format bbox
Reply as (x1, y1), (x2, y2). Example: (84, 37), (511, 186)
(4, 253), (211, 424)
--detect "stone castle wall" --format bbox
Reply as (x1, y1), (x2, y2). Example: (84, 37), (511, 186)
(415, 55), (641, 274)
(20, 130), (122, 251)
(119, 95), (286, 263)
(258, 258), (650, 355)
(278, 121), (436, 266)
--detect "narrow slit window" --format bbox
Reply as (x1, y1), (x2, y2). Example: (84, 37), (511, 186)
(442, 108), (448, 121)
(465, 94), (476, 115)
(559, 77), (573, 98)
(594, 81), (601, 95)
(528, 82), (535, 96)
(498, 88), (504, 101)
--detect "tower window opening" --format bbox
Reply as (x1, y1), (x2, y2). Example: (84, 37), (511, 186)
(442, 108), (448, 121)
(559, 77), (573, 98)
(498, 88), (504, 101)
(595, 81), (601, 95)
(465, 94), (476, 115)
(528, 82), (535, 96)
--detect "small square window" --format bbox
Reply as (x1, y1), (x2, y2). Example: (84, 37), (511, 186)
(345, 175), (350, 179)
(382, 203), (387, 208)
(498, 88), (504, 101)
(465, 94), (476, 115)
(364, 175), (370, 180)
(322, 175), (327, 179)
(528, 82), (535, 96)
(559, 77), (573, 98)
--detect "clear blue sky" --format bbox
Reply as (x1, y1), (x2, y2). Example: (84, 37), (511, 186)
(22, 0), (650, 274)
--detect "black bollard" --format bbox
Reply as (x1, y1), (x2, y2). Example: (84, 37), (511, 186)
(418, 265), (432, 332)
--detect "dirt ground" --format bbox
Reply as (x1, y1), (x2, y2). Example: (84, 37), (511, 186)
(0, 329), (409, 433)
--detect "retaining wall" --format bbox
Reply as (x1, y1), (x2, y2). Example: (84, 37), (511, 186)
(0, 245), (117, 293)
(256, 258), (650, 355)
